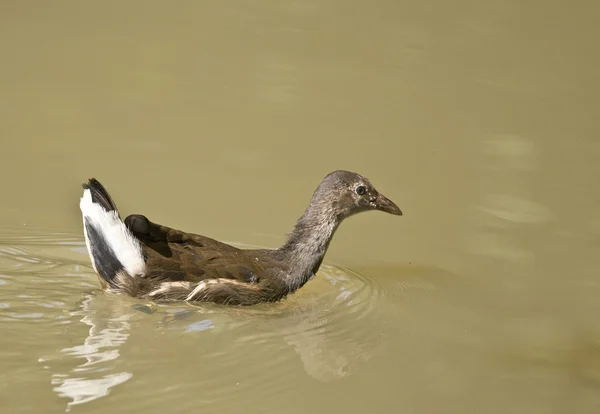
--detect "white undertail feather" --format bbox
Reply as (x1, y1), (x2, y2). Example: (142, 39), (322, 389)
(148, 281), (192, 298)
(79, 189), (146, 278)
(186, 280), (213, 301)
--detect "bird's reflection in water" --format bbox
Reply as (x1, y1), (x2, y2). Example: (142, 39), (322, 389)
(282, 265), (383, 381)
(168, 299), (381, 383)
(49, 294), (135, 410)
(200, 263), (385, 383)
(281, 308), (379, 382)
(46, 263), (384, 410)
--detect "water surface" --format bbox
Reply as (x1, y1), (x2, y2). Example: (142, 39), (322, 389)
(1, 1), (600, 413)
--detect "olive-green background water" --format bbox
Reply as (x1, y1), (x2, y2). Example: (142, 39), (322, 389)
(1, 1), (599, 413)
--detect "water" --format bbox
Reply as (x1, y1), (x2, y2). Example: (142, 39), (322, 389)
(0, 227), (429, 412)
(1, 1), (600, 413)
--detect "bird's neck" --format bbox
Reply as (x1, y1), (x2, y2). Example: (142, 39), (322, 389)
(278, 198), (340, 291)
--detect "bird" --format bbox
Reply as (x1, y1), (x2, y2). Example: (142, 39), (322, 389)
(79, 170), (402, 306)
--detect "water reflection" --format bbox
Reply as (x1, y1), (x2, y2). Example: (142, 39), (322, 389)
(281, 307), (377, 382)
(52, 372), (133, 410)
(157, 263), (384, 383)
(48, 294), (134, 409)
(38, 258), (386, 411)
(279, 266), (383, 382)
(234, 265), (383, 382)
(0, 229), (135, 410)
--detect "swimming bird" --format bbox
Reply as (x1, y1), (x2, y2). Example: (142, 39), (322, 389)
(79, 170), (402, 306)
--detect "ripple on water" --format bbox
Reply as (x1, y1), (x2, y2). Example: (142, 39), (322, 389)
(0, 228), (393, 411)
(151, 262), (388, 388)
(0, 227), (132, 410)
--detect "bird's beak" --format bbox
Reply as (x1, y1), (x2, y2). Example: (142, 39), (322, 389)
(375, 193), (403, 215)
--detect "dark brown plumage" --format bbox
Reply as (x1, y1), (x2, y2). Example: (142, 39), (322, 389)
(79, 170), (402, 306)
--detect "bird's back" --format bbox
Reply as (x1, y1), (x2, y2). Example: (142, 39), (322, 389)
(124, 214), (278, 292)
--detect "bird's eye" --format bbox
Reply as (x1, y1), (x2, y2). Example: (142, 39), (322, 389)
(355, 185), (366, 196)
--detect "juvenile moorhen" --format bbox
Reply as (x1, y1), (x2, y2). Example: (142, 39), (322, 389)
(79, 170), (402, 306)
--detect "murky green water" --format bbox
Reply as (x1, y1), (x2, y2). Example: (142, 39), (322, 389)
(1, 1), (599, 413)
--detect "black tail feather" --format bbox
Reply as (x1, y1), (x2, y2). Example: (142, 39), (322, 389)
(84, 217), (125, 288)
(81, 177), (124, 288)
(82, 178), (119, 214)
